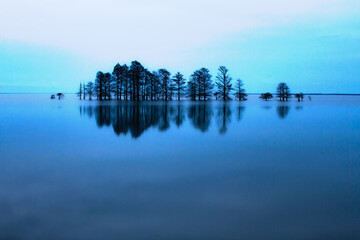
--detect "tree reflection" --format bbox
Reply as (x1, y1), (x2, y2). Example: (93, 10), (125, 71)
(79, 102), (298, 138)
(81, 104), (189, 138)
(277, 105), (290, 119)
(187, 104), (213, 132)
(172, 104), (185, 127)
(216, 104), (232, 134)
(236, 106), (245, 122)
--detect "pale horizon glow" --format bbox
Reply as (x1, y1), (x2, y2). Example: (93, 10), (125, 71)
(0, 0), (359, 93)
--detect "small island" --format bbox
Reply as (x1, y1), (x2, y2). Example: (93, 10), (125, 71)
(75, 61), (305, 102)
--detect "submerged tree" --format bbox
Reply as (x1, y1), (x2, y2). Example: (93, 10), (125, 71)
(56, 93), (64, 100)
(186, 78), (197, 101)
(158, 68), (171, 101)
(200, 68), (214, 100)
(169, 78), (175, 100)
(215, 66), (232, 101)
(192, 68), (213, 100)
(94, 71), (105, 100)
(77, 82), (83, 100)
(129, 61), (145, 101)
(294, 92), (304, 102)
(150, 71), (161, 101)
(83, 81), (86, 100)
(234, 79), (247, 101)
(260, 92), (273, 101)
(172, 72), (186, 101)
(276, 82), (291, 101)
(112, 63), (122, 100)
(85, 81), (94, 100)
(104, 72), (112, 100)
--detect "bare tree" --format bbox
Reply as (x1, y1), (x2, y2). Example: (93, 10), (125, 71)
(95, 71), (105, 100)
(186, 78), (197, 101)
(77, 83), (82, 100)
(234, 79), (247, 101)
(215, 66), (232, 101)
(158, 68), (171, 101)
(276, 82), (291, 101)
(172, 72), (186, 101)
(83, 81), (86, 100)
(198, 68), (213, 100)
(86, 81), (94, 100)
(104, 73), (112, 100)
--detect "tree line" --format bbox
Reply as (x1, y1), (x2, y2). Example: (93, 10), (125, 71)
(77, 60), (305, 102)
(77, 61), (246, 102)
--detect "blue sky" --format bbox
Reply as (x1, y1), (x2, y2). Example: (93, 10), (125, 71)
(0, 0), (359, 93)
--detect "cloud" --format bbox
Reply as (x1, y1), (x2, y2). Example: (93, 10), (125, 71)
(0, 0), (358, 63)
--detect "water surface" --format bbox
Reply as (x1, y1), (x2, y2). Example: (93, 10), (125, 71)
(0, 94), (359, 240)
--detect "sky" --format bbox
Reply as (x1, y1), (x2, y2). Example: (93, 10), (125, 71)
(0, 0), (359, 93)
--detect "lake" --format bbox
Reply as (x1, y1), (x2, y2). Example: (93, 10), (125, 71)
(0, 94), (359, 240)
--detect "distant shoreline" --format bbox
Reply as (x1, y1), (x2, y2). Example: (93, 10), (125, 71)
(1, 93), (360, 96)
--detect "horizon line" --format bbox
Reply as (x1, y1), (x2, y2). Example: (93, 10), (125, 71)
(1, 92), (360, 96)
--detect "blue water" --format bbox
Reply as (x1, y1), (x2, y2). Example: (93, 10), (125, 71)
(0, 94), (359, 240)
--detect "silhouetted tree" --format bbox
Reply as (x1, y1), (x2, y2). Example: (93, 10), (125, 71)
(190, 70), (201, 100)
(172, 72), (186, 101)
(104, 72), (112, 100)
(122, 65), (129, 100)
(95, 71), (105, 100)
(186, 78), (197, 101)
(85, 81), (94, 100)
(234, 79), (247, 101)
(169, 79), (175, 100)
(200, 68), (213, 100)
(77, 82), (82, 100)
(294, 92), (304, 102)
(260, 92), (273, 101)
(215, 66), (232, 101)
(129, 61), (144, 101)
(112, 64), (122, 100)
(56, 93), (64, 100)
(158, 68), (171, 101)
(192, 68), (213, 100)
(150, 71), (161, 100)
(83, 81), (86, 100)
(277, 82), (291, 101)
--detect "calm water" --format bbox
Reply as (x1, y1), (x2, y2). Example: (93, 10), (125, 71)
(0, 94), (360, 240)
